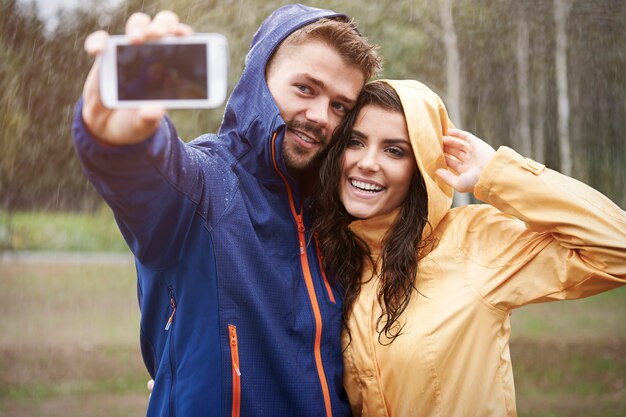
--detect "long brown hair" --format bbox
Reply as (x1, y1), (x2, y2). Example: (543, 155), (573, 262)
(313, 81), (430, 344)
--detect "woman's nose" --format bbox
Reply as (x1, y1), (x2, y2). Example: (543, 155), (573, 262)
(356, 150), (380, 172)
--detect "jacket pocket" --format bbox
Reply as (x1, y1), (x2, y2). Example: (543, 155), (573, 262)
(228, 324), (241, 417)
(166, 286), (178, 416)
(165, 286), (177, 331)
(146, 287), (178, 417)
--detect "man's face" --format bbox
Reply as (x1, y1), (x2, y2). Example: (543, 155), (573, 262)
(266, 40), (365, 173)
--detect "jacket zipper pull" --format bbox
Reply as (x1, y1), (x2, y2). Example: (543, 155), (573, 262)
(229, 325), (241, 376)
(165, 288), (177, 331)
(296, 214), (305, 255)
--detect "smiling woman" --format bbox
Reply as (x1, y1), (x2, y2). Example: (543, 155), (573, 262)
(313, 79), (626, 417)
(340, 105), (416, 220)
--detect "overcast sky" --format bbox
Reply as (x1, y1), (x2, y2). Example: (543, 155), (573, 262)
(32, 0), (82, 20)
(26, 0), (121, 29)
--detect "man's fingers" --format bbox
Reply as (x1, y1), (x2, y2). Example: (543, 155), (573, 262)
(125, 12), (152, 42)
(171, 23), (194, 36)
(84, 30), (109, 55)
(135, 105), (165, 132)
(82, 61), (102, 103)
(146, 10), (182, 38)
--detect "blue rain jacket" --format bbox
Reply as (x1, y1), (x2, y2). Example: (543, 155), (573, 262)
(72, 4), (350, 417)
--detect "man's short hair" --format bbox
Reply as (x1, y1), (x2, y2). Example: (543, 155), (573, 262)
(269, 18), (382, 81)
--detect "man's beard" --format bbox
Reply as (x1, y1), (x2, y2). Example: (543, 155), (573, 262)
(282, 119), (326, 172)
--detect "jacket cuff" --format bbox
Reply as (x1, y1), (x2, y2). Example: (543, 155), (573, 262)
(474, 146), (522, 202)
(72, 98), (171, 165)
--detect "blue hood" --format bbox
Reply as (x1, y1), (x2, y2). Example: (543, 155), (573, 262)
(218, 4), (348, 180)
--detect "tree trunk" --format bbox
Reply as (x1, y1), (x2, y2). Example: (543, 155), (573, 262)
(554, 0), (573, 176)
(516, 16), (532, 157)
(532, 73), (547, 163)
(439, 0), (462, 126)
(439, 0), (470, 206)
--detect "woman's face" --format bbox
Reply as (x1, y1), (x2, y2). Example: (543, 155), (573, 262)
(339, 105), (416, 220)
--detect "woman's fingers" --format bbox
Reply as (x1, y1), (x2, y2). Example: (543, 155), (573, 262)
(435, 168), (458, 189)
(446, 128), (473, 142)
(444, 154), (464, 174)
(442, 135), (469, 162)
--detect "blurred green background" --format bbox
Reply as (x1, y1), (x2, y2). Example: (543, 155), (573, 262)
(1, 0), (625, 416)
(1, 213), (624, 417)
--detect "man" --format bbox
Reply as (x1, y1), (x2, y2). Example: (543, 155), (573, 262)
(73, 4), (381, 417)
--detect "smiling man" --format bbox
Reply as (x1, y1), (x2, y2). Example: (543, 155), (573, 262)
(265, 33), (366, 189)
(72, 4), (380, 417)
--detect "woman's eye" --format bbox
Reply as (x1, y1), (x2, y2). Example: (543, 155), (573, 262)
(386, 146), (406, 157)
(347, 138), (363, 148)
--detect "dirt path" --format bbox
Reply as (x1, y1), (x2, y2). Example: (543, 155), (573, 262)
(0, 251), (134, 265)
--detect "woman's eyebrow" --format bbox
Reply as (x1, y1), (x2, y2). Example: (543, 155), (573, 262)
(351, 128), (367, 139)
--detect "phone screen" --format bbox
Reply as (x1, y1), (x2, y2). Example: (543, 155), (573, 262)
(116, 43), (209, 101)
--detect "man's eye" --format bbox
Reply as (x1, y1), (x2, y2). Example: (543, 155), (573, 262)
(296, 85), (311, 94)
(332, 102), (347, 114)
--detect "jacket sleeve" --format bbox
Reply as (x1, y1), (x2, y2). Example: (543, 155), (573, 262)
(72, 99), (223, 267)
(463, 146), (626, 311)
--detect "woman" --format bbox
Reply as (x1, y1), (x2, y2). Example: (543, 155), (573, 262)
(313, 80), (626, 417)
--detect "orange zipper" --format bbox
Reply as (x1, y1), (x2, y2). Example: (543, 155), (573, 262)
(228, 324), (241, 417)
(271, 132), (333, 417)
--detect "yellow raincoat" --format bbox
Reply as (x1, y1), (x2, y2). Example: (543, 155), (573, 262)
(342, 80), (626, 417)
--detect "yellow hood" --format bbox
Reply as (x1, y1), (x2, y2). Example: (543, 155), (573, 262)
(381, 79), (453, 231)
(348, 80), (454, 250)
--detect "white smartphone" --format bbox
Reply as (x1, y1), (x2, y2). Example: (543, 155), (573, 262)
(99, 34), (229, 109)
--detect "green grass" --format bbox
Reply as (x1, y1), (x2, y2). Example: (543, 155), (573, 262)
(511, 288), (626, 341)
(0, 260), (148, 417)
(510, 290), (626, 417)
(0, 209), (128, 252)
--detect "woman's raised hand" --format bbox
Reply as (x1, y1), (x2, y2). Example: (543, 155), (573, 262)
(435, 128), (496, 193)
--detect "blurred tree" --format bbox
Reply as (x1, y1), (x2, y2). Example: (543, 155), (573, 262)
(0, 0), (46, 210)
(439, 0), (470, 206)
(515, 2), (532, 157)
(554, 0), (574, 176)
(0, 1), (104, 211)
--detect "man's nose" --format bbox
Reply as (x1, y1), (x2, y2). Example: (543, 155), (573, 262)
(305, 98), (330, 129)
